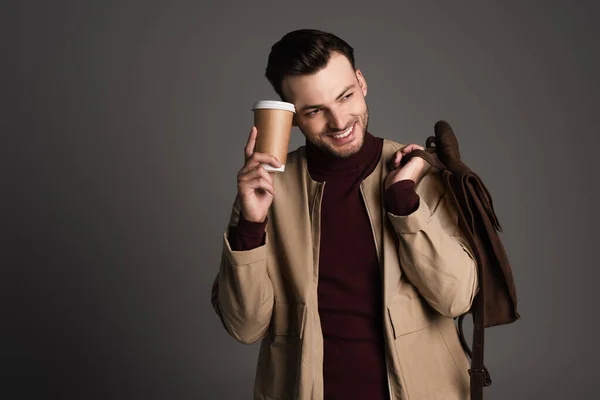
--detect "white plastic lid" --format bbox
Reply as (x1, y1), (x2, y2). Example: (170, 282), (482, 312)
(261, 163), (285, 172)
(252, 100), (296, 113)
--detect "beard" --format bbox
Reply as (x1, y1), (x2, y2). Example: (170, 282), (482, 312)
(309, 107), (370, 159)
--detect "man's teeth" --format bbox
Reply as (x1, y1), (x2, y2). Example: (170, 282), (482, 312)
(332, 125), (353, 139)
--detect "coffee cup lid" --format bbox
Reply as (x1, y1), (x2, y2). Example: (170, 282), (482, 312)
(252, 100), (296, 113)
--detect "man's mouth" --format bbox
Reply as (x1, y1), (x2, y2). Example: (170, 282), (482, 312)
(328, 122), (356, 140)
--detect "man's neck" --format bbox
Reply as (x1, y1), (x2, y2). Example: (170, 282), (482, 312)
(306, 132), (382, 179)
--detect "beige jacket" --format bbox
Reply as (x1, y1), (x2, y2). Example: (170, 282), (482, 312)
(212, 138), (478, 400)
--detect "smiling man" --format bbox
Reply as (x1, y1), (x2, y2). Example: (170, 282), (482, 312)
(211, 29), (479, 400)
(282, 56), (368, 159)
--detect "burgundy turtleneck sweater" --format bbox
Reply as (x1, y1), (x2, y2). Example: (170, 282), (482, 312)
(229, 132), (419, 399)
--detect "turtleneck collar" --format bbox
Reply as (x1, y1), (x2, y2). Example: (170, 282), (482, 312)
(306, 131), (383, 179)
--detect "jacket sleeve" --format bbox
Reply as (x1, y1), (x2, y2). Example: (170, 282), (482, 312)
(386, 172), (479, 318)
(211, 196), (274, 344)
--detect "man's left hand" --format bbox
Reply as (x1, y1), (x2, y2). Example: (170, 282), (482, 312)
(384, 144), (432, 191)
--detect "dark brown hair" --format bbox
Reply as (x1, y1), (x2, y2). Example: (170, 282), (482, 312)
(265, 29), (356, 101)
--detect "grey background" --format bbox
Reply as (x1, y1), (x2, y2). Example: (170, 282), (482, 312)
(4, 0), (599, 399)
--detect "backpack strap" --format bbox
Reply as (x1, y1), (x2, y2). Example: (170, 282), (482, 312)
(397, 136), (445, 171)
(397, 130), (493, 400)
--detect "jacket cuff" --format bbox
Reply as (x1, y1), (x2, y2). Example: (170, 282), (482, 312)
(384, 179), (420, 216)
(387, 193), (431, 234)
(223, 230), (267, 266)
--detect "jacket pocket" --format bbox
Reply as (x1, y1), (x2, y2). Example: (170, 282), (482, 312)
(387, 299), (463, 399)
(261, 303), (306, 400)
(387, 296), (433, 338)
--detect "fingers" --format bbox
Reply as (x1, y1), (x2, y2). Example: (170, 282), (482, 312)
(247, 177), (275, 197)
(392, 144), (425, 169)
(244, 127), (258, 161)
(400, 144), (425, 154)
(239, 165), (273, 184)
(238, 167), (275, 196)
(393, 150), (403, 167)
(238, 166), (275, 195)
(239, 152), (281, 176)
(242, 126), (282, 172)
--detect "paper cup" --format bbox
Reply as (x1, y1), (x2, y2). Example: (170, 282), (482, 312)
(252, 100), (295, 172)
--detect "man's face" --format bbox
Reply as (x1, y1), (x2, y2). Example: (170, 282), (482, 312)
(281, 52), (369, 158)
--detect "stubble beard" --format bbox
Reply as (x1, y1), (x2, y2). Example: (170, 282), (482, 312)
(315, 109), (370, 159)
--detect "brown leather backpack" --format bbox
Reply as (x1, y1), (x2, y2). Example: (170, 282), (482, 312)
(400, 121), (520, 400)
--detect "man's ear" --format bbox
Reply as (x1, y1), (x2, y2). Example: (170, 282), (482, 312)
(355, 69), (368, 97)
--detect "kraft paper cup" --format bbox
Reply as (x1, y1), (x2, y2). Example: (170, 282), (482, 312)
(252, 100), (296, 172)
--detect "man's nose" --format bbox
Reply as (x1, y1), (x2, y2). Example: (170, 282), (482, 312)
(326, 109), (346, 132)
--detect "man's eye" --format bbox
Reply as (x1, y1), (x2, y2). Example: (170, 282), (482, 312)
(306, 109), (320, 116)
(341, 93), (353, 101)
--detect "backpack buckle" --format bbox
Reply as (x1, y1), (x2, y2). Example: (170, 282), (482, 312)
(468, 368), (492, 386)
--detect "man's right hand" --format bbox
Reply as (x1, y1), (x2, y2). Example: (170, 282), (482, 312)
(236, 126), (281, 223)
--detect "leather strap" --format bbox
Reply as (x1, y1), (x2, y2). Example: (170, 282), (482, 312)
(398, 134), (491, 399)
(398, 138), (446, 171)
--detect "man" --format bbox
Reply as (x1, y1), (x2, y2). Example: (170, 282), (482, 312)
(211, 29), (478, 400)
